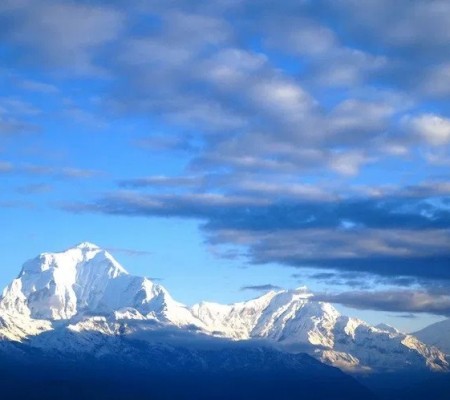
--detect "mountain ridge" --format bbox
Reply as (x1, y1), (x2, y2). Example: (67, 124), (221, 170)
(0, 242), (448, 374)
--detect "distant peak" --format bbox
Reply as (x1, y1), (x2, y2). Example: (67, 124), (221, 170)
(74, 242), (101, 250)
(293, 286), (311, 294)
(290, 286), (313, 299)
(375, 323), (400, 334)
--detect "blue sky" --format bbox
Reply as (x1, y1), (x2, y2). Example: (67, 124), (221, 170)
(1, 0), (450, 332)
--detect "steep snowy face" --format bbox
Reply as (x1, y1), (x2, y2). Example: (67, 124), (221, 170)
(415, 318), (450, 354)
(0, 243), (174, 321)
(0, 242), (127, 319)
(251, 291), (339, 348)
(192, 288), (340, 348)
(191, 290), (279, 339)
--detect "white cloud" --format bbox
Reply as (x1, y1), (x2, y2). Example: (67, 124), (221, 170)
(249, 78), (315, 119)
(328, 151), (370, 176)
(2, 1), (124, 74)
(407, 114), (450, 146)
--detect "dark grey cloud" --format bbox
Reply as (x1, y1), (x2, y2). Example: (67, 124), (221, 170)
(301, 272), (375, 290)
(104, 246), (153, 257)
(241, 284), (282, 292)
(392, 313), (418, 319)
(212, 228), (450, 281)
(314, 290), (450, 317)
(118, 176), (203, 189)
(306, 272), (336, 281)
(295, 271), (420, 291)
(69, 190), (450, 230)
(0, 0), (124, 74)
(64, 187), (450, 282)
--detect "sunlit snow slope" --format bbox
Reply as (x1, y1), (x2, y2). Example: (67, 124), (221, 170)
(0, 243), (447, 373)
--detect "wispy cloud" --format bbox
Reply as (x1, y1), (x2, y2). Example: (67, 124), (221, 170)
(3, 163), (103, 179)
(16, 183), (53, 194)
(241, 284), (282, 292)
(104, 246), (153, 257)
(314, 290), (450, 317)
(118, 176), (203, 189)
(16, 78), (59, 94)
(0, 161), (13, 173)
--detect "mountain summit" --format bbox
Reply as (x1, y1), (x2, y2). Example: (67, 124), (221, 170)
(2, 243), (127, 320)
(0, 242), (197, 328)
(0, 243), (448, 374)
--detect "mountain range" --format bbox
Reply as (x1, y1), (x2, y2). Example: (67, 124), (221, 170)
(0, 242), (448, 376)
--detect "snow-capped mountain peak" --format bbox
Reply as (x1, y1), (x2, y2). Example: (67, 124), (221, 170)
(375, 323), (400, 334)
(1, 243), (133, 320)
(0, 243), (448, 374)
(19, 243), (128, 276)
(74, 241), (101, 250)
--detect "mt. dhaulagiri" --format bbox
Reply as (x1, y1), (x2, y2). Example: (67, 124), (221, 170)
(0, 242), (194, 328)
(0, 242), (447, 377)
